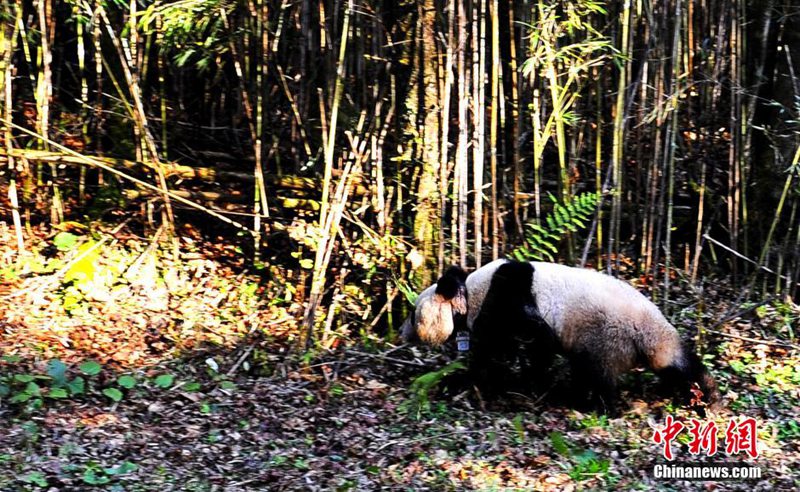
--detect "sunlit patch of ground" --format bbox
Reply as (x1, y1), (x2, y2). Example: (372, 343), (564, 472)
(0, 220), (301, 367)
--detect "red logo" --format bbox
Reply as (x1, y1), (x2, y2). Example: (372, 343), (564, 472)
(652, 415), (685, 461)
(652, 416), (759, 460)
(725, 417), (759, 459)
(687, 418), (718, 456)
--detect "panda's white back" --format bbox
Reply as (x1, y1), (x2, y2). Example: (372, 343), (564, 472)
(531, 262), (668, 339)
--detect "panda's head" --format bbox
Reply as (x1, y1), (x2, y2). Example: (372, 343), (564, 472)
(400, 266), (468, 346)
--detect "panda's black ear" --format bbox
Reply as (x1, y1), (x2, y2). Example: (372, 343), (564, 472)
(435, 266), (468, 315)
(435, 266), (467, 298)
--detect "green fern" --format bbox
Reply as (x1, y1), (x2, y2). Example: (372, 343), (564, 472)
(512, 192), (599, 262)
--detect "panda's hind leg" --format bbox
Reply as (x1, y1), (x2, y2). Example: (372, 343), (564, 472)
(568, 350), (620, 416)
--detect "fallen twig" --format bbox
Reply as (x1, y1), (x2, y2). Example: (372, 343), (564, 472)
(347, 349), (433, 368)
(375, 429), (484, 452)
(704, 328), (799, 350)
(226, 326), (260, 376)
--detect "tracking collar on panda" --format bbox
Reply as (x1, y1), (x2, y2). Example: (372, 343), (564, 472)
(455, 329), (470, 353)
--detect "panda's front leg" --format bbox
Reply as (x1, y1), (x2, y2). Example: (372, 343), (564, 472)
(465, 335), (517, 399)
(438, 332), (507, 398)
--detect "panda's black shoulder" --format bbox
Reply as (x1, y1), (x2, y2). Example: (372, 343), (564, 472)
(490, 260), (535, 295)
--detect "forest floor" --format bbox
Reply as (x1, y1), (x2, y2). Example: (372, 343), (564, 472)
(0, 220), (798, 491)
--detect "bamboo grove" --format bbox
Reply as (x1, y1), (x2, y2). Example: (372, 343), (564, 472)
(1, 0), (799, 340)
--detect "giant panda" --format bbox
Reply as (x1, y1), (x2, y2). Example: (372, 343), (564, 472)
(401, 259), (719, 413)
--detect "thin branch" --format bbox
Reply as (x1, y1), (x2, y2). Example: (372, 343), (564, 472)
(703, 234), (800, 286)
(704, 328), (799, 350)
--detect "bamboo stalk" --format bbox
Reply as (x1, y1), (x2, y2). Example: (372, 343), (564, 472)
(690, 158), (707, 285)
(301, 122), (367, 348)
(97, 6), (175, 233)
(2, 0), (23, 255)
(156, 17), (167, 160)
(92, 0), (104, 161)
(594, 73), (603, 270)
(35, 0), (52, 146)
(456, 0), (468, 266)
(472, 0), (486, 267)
(320, 0), (352, 229)
(414, 0), (442, 281)
(75, 2), (88, 205)
(507, 0), (522, 236)
(663, 0), (683, 311)
(489, 0), (499, 260)
(755, 145), (800, 269)
(438, 0), (455, 274)
(728, 0), (741, 278)
(301, 0), (354, 347)
(253, 0), (271, 261)
(220, 9), (256, 144)
(609, 0), (632, 274)
(275, 64), (313, 158)
(35, 0), (63, 225)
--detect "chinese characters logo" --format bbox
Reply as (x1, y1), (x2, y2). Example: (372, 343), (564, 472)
(652, 416), (759, 461)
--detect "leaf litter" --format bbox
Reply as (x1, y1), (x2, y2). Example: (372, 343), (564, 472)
(0, 222), (798, 490)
